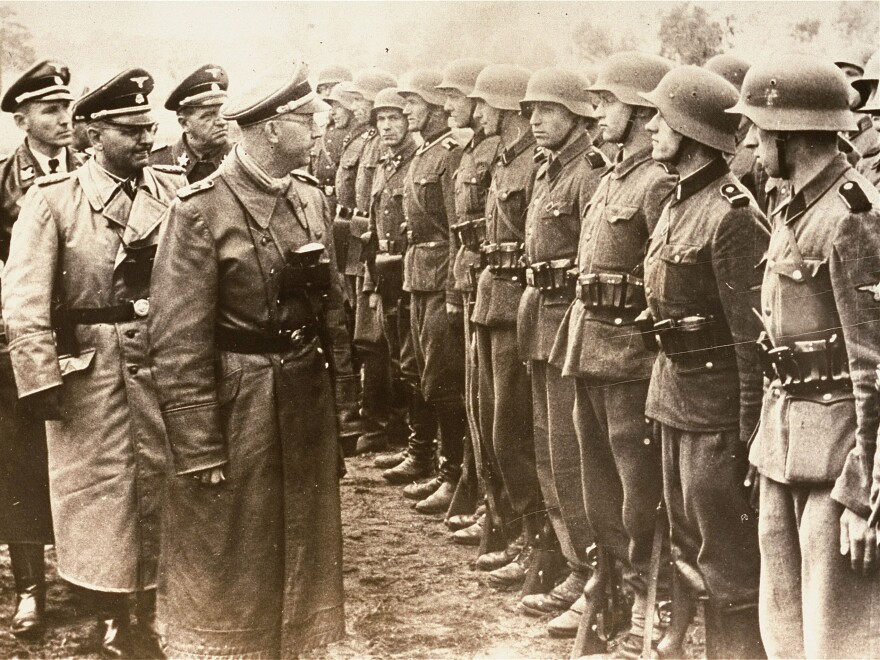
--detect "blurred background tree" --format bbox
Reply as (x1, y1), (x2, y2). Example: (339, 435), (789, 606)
(658, 2), (723, 64)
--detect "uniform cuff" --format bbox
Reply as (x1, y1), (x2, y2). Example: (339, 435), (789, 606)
(831, 448), (872, 519)
(8, 331), (62, 398)
(163, 403), (228, 475)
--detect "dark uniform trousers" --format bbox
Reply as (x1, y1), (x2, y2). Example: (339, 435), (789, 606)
(751, 155), (880, 658)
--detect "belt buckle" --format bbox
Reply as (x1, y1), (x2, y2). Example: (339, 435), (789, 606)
(133, 299), (150, 317)
(289, 327), (306, 349)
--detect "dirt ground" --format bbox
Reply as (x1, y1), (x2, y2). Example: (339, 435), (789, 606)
(0, 453), (703, 659)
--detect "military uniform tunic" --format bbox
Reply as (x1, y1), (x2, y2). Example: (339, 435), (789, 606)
(3, 159), (184, 591)
(752, 153), (880, 658)
(550, 145), (675, 601)
(518, 131), (604, 572)
(643, 157), (766, 609)
(472, 131), (540, 529)
(149, 147), (345, 658)
(150, 135), (231, 184)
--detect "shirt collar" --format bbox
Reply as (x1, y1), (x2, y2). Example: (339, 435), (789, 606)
(26, 140), (67, 175)
(672, 157), (729, 205)
(610, 145), (655, 180)
(418, 128), (452, 153)
(542, 131), (591, 181)
(778, 153), (850, 225)
(225, 145), (291, 228)
(86, 158), (159, 207)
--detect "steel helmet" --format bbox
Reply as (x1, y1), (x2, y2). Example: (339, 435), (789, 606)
(468, 64), (531, 111)
(588, 52), (675, 107)
(853, 50), (880, 110)
(726, 53), (857, 132)
(520, 67), (594, 118)
(436, 59), (488, 96)
(833, 43), (874, 75)
(316, 64), (353, 88)
(326, 81), (359, 111)
(397, 68), (445, 106)
(370, 87), (408, 122)
(703, 53), (751, 91)
(640, 66), (740, 154)
(351, 69), (397, 102)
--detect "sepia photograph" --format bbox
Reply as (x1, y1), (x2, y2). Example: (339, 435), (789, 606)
(0, 1), (877, 658)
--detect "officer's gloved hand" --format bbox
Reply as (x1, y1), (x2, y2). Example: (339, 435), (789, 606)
(840, 507), (878, 576)
(18, 387), (62, 421)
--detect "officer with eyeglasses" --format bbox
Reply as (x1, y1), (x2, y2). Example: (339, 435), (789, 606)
(2, 67), (185, 657)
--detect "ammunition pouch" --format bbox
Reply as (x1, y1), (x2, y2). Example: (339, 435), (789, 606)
(483, 242), (525, 283)
(575, 272), (646, 312)
(757, 330), (851, 394)
(450, 217), (486, 253)
(279, 243), (332, 298)
(378, 239), (404, 256)
(119, 243), (157, 289)
(525, 258), (576, 298)
(639, 313), (735, 367)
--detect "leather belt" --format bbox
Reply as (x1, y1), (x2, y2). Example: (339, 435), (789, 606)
(636, 312), (735, 366)
(451, 218), (486, 252)
(576, 272), (645, 312)
(215, 325), (317, 354)
(525, 258), (576, 296)
(67, 299), (150, 324)
(336, 204), (369, 220)
(405, 233), (448, 248)
(757, 330), (850, 394)
(483, 242), (525, 283)
(378, 239), (403, 255)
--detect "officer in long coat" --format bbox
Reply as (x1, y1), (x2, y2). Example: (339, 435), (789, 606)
(150, 63), (233, 183)
(0, 58), (81, 637)
(149, 59), (346, 658)
(731, 54), (880, 658)
(641, 66), (767, 658)
(2, 69), (184, 656)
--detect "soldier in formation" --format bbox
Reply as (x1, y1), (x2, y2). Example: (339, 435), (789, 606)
(2, 37), (880, 660)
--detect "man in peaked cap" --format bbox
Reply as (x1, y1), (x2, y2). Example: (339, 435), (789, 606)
(149, 57), (346, 658)
(3, 67), (186, 657)
(150, 63), (232, 183)
(0, 58), (82, 639)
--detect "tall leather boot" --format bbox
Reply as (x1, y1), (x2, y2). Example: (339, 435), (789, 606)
(704, 604), (766, 660)
(86, 590), (131, 658)
(383, 385), (436, 484)
(132, 589), (163, 659)
(415, 401), (465, 514)
(9, 543), (45, 637)
(444, 429), (479, 522)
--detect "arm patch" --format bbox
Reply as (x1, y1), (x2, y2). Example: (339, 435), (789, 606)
(839, 180), (872, 213)
(720, 183), (749, 208)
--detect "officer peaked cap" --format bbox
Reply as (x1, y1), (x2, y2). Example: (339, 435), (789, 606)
(221, 58), (329, 126)
(166, 64), (229, 112)
(1, 60), (74, 113)
(73, 68), (155, 123)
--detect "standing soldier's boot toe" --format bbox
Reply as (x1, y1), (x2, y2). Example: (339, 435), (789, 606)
(11, 585), (44, 637)
(403, 476), (443, 500)
(382, 451), (434, 484)
(487, 545), (533, 590)
(415, 478), (456, 514)
(374, 449), (408, 469)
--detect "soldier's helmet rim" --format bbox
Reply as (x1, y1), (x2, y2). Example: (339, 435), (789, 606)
(467, 64), (531, 112)
(397, 68), (446, 107)
(587, 51), (676, 108)
(435, 59), (489, 96)
(520, 67), (595, 118)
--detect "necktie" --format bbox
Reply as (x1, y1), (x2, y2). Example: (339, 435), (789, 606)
(122, 178), (137, 200)
(48, 158), (59, 174)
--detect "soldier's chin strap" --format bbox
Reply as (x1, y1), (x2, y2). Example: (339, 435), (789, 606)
(775, 134), (790, 180)
(619, 104), (637, 145)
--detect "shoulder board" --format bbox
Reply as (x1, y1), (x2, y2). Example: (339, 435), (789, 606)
(719, 183), (749, 208)
(362, 127), (377, 139)
(35, 171), (73, 187)
(152, 164), (186, 175)
(150, 143), (171, 154)
(838, 180), (872, 213)
(584, 149), (605, 169)
(442, 137), (458, 151)
(292, 170), (320, 187)
(177, 178), (214, 199)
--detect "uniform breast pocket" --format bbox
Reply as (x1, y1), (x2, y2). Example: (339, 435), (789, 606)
(415, 173), (442, 210)
(496, 187), (527, 232)
(595, 204), (646, 267)
(657, 243), (706, 302)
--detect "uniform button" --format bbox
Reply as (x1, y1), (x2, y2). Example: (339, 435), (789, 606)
(270, 268), (275, 275)
(420, 178), (427, 185)
(280, 358), (285, 365)
(673, 254), (681, 263)
(792, 269), (803, 281)
(261, 236), (269, 245)
(386, 232), (391, 237)
(705, 361), (713, 369)
(614, 318), (622, 325)
(470, 177), (477, 183)
(385, 210), (389, 215)
(128, 366), (139, 375)
(553, 210), (560, 217)
(125, 330), (137, 339)
(645, 286), (652, 294)
(822, 392), (832, 401)
(643, 437), (651, 445)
